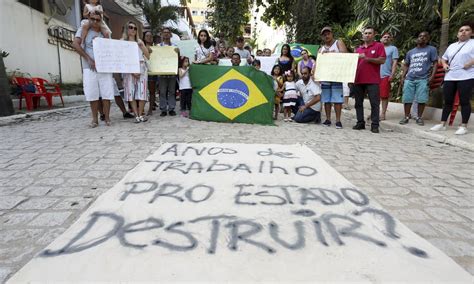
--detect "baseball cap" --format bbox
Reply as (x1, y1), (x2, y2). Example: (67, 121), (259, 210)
(321, 26), (332, 35)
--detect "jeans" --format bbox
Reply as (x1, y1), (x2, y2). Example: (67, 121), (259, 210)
(291, 96), (305, 115)
(354, 84), (380, 127)
(159, 76), (176, 111)
(441, 79), (474, 124)
(294, 108), (321, 123)
(180, 88), (193, 111)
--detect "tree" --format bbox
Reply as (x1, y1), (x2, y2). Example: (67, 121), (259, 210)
(0, 50), (15, 117)
(130, 0), (181, 35)
(256, 0), (354, 43)
(207, 0), (252, 42)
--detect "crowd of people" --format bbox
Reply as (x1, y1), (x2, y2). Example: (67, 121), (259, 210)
(73, 1), (473, 135)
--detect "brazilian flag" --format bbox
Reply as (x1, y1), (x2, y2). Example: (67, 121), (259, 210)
(274, 43), (320, 62)
(190, 65), (274, 125)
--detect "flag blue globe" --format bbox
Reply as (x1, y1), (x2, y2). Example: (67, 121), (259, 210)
(217, 79), (249, 109)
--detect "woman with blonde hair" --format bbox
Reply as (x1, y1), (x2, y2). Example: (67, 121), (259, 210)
(122, 21), (150, 123)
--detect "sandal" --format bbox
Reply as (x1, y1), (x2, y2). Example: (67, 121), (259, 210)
(105, 121), (112, 126)
(89, 122), (99, 128)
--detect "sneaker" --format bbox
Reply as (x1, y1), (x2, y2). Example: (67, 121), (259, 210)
(169, 110), (177, 116)
(335, 121), (343, 129)
(139, 116), (148, 122)
(134, 117), (141, 123)
(455, 126), (468, 135)
(399, 117), (409, 125)
(416, 117), (424, 126)
(283, 118), (289, 122)
(288, 118), (294, 122)
(181, 111), (188, 118)
(160, 111), (167, 117)
(371, 126), (380, 133)
(123, 112), (134, 119)
(430, 124), (446, 131)
(352, 123), (365, 130)
(322, 120), (331, 127)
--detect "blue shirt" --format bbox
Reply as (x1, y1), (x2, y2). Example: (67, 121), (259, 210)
(380, 45), (399, 78)
(405, 45), (438, 80)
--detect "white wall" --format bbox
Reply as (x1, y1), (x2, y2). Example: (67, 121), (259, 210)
(0, 1), (82, 83)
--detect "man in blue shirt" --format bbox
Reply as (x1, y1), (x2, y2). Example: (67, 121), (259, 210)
(379, 33), (399, 120)
(399, 31), (438, 126)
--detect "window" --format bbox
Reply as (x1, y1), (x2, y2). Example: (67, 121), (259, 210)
(18, 0), (44, 13)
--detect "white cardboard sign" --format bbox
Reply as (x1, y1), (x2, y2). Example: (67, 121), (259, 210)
(93, 38), (140, 74)
(8, 143), (472, 282)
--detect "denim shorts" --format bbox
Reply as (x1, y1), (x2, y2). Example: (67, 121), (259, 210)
(402, 79), (429, 103)
(321, 82), (344, 103)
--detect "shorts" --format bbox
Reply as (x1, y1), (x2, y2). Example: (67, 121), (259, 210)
(379, 76), (391, 99)
(83, 68), (114, 101)
(321, 82), (344, 103)
(343, 83), (350, 97)
(402, 79), (429, 104)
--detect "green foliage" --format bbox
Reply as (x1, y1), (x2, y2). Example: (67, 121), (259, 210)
(207, 0), (252, 42)
(130, 0), (181, 35)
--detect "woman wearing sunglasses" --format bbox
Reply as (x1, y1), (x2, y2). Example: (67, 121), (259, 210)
(122, 21), (150, 123)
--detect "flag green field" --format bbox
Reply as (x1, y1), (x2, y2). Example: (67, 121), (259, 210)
(189, 65), (275, 125)
(273, 43), (320, 62)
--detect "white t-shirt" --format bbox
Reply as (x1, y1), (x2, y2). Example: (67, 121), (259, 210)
(296, 79), (322, 112)
(179, 68), (191, 90)
(195, 44), (215, 62)
(443, 39), (474, 81)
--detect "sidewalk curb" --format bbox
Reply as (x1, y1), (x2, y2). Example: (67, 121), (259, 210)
(0, 105), (89, 127)
(342, 109), (474, 152)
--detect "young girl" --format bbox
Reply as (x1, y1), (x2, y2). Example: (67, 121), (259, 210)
(179, 56), (193, 118)
(282, 70), (299, 122)
(271, 65), (284, 120)
(81, 0), (111, 43)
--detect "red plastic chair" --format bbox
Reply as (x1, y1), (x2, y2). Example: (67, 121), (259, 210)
(32, 78), (64, 108)
(16, 77), (47, 111)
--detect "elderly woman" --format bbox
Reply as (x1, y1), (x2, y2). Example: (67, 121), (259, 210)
(122, 21), (150, 123)
(431, 22), (474, 135)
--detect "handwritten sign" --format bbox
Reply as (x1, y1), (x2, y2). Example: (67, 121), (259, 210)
(8, 144), (472, 282)
(256, 56), (278, 75)
(93, 38), (140, 74)
(148, 46), (178, 75)
(218, 59), (247, 67)
(314, 53), (359, 83)
(176, 40), (196, 62)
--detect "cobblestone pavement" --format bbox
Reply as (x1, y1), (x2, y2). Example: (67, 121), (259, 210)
(0, 106), (473, 282)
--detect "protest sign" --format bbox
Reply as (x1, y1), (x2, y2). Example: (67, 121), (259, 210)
(148, 46), (178, 75)
(314, 53), (359, 82)
(8, 143), (472, 282)
(255, 56), (278, 75)
(93, 38), (140, 73)
(176, 40), (196, 62)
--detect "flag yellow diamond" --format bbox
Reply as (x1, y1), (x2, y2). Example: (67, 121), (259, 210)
(198, 69), (269, 120)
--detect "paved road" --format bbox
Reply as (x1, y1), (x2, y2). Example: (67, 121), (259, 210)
(0, 106), (473, 281)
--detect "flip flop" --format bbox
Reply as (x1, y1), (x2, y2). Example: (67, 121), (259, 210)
(89, 122), (98, 128)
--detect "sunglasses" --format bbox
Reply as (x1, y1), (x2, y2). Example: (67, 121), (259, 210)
(90, 18), (101, 23)
(128, 25), (138, 31)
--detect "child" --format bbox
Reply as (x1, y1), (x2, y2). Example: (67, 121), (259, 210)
(271, 65), (284, 120)
(253, 59), (261, 70)
(81, 0), (111, 43)
(282, 70), (299, 122)
(179, 56), (193, 117)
